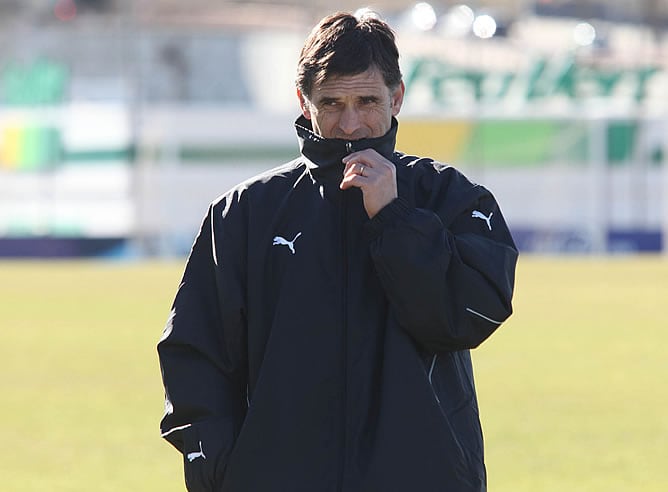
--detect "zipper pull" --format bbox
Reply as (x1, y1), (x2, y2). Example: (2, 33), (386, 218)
(346, 141), (353, 154)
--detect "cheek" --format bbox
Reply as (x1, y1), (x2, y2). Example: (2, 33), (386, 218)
(309, 112), (338, 137)
(368, 108), (392, 130)
(316, 112), (337, 129)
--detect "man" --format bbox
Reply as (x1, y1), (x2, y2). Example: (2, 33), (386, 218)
(158, 11), (517, 492)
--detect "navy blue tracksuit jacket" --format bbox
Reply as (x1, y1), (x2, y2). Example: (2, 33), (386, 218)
(158, 116), (518, 491)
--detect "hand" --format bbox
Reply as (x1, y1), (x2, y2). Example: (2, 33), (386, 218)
(340, 149), (398, 218)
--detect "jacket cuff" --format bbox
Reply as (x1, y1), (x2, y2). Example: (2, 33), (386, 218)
(365, 197), (412, 238)
(163, 418), (237, 491)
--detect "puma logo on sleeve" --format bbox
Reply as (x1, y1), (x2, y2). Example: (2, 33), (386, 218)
(472, 210), (493, 231)
(187, 441), (206, 462)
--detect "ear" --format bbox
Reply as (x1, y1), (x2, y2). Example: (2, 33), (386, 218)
(297, 89), (312, 120)
(390, 81), (405, 117)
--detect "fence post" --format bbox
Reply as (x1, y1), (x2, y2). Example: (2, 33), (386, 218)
(588, 117), (608, 254)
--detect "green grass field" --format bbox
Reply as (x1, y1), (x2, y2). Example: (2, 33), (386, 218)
(2, 257), (667, 491)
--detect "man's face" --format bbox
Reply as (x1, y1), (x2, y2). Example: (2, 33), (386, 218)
(298, 68), (404, 140)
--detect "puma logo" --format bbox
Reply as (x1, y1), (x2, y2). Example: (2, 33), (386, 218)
(472, 210), (493, 231)
(187, 441), (206, 462)
(272, 232), (302, 254)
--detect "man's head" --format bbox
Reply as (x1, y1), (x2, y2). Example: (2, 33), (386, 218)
(296, 12), (405, 140)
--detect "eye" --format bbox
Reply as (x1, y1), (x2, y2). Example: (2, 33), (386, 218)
(320, 99), (340, 108)
(360, 96), (379, 105)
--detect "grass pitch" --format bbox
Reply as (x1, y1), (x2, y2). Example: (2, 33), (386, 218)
(477, 256), (668, 491)
(1, 257), (667, 491)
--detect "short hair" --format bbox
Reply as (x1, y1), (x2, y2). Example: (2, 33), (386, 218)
(296, 11), (402, 98)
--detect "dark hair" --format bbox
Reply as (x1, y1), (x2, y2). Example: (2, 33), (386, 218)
(296, 12), (402, 98)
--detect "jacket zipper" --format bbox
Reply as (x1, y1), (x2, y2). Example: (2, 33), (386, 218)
(339, 143), (353, 492)
(338, 189), (349, 492)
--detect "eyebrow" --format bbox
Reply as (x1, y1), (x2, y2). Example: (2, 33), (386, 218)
(318, 95), (381, 105)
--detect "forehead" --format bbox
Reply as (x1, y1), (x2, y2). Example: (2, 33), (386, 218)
(312, 68), (390, 99)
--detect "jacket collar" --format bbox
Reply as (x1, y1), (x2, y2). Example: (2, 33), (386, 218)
(295, 115), (398, 175)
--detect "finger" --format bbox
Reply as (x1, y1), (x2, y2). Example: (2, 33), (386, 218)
(340, 177), (364, 190)
(340, 170), (366, 190)
(343, 161), (368, 178)
(342, 153), (356, 165)
(342, 150), (378, 168)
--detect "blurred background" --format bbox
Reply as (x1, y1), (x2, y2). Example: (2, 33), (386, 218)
(0, 0), (666, 257)
(2, 3), (667, 491)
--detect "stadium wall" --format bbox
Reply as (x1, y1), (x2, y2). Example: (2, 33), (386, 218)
(2, 105), (664, 257)
(1, 19), (666, 257)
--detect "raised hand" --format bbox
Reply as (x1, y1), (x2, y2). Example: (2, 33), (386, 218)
(340, 149), (398, 218)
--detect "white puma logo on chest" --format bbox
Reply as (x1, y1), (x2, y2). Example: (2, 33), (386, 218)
(272, 232), (302, 254)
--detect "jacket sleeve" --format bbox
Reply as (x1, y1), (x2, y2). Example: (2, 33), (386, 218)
(367, 184), (518, 353)
(157, 196), (248, 491)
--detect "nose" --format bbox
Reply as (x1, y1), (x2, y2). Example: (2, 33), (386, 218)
(337, 105), (362, 137)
